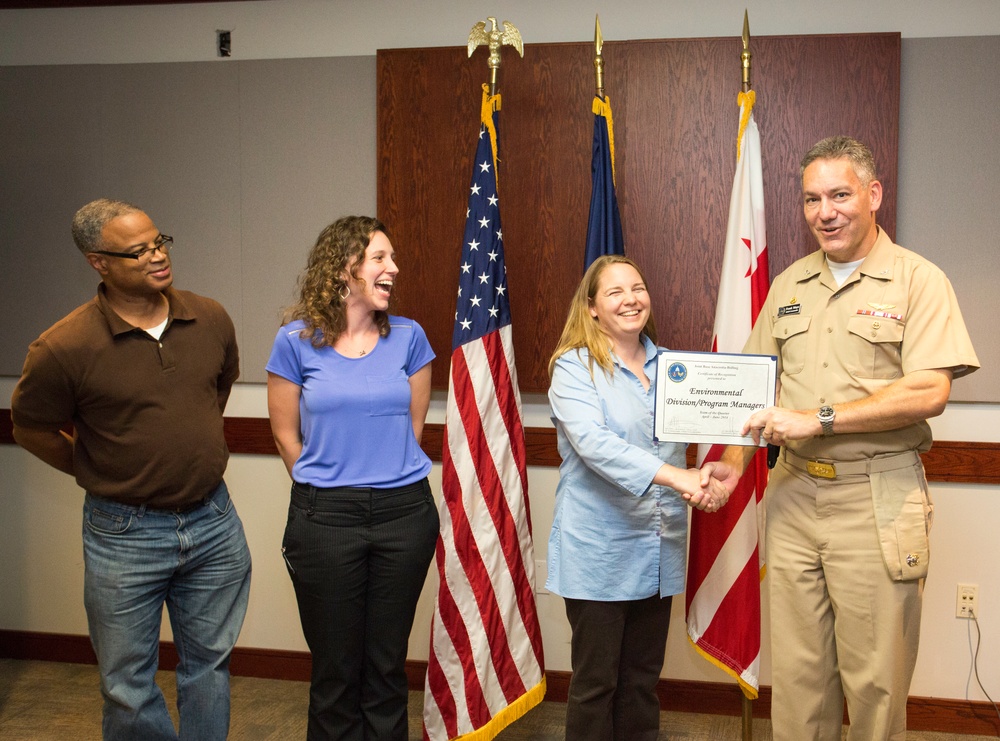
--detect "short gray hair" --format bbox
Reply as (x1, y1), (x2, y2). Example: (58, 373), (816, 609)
(800, 136), (878, 185)
(71, 198), (143, 254)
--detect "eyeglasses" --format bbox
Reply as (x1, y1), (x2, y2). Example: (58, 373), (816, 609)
(91, 234), (174, 261)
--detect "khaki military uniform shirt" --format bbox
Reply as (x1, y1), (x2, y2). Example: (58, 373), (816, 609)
(745, 227), (979, 463)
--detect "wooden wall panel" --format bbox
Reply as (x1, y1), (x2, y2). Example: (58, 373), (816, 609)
(378, 34), (898, 392)
(377, 43), (598, 392)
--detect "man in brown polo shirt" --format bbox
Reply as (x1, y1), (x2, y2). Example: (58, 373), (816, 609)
(11, 199), (252, 741)
(703, 137), (978, 741)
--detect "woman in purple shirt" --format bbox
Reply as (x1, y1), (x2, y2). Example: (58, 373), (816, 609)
(267, 216), (438, 740)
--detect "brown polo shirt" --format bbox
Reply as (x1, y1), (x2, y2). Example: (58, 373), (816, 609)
(11, 284), (240, 509)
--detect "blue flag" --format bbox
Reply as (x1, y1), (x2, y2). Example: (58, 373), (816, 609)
(584, 95), (624, 269)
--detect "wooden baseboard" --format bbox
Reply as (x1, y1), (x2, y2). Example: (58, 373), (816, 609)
(1, 629), (997, 735)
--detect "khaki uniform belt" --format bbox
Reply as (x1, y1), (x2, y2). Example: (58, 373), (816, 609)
(783, 448), (920, 480)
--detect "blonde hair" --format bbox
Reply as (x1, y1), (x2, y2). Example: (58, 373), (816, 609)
(284, 215), (390, 348)
(548, 255), (657, 379)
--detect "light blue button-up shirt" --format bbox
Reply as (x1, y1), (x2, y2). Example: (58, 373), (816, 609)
(546, 336), (688, 601)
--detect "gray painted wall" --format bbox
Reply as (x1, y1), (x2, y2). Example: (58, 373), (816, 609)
(898, 36), (999, 401)
(0, 56), (376, 383)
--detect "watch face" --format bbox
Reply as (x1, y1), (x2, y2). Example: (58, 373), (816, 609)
(819, 406), (834, 420)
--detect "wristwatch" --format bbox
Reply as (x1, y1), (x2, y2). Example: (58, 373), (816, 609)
(817, 405), (836, 436)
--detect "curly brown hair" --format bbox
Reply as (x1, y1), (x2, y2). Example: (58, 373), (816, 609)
(284, 215), (391, 348)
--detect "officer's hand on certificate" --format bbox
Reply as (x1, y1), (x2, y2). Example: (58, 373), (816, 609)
(743, 406), (821, 446)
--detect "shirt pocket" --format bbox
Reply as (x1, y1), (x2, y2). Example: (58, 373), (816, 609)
(366, 372), (411, 417)
(771, 314), (811, 375)
(845, 315), (904, 379)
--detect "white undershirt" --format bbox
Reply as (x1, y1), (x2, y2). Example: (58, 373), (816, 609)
(827, 257), (864, 288)
(145, 317), (168, 340)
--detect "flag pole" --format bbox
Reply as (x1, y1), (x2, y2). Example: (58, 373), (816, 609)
(594, 14), (604, 99)
(584, 13), (623, 268)
(740, 16), (754, 741)
(741, 9), (752, 94)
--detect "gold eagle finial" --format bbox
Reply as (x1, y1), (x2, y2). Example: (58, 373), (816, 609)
(469, 16), (524, 69)
(468, 17), (524, 94)
(468, 17), (524, 62)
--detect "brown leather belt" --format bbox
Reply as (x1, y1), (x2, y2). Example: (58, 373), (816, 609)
(783, 448), (920, 480)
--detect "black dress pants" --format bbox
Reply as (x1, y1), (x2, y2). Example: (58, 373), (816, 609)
(282, 479), (439, 741)
(564, 594), (672, 741)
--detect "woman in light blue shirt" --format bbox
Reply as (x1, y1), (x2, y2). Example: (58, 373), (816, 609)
(546, 255), (726, 740)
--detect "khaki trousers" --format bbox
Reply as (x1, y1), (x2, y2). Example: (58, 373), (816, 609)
(765, 459), (924, 741)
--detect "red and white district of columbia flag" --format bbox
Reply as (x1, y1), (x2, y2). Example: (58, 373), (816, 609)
(685, 89), (770, 699)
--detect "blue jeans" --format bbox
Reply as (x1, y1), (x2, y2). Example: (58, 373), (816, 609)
(82, 480), (252, 741)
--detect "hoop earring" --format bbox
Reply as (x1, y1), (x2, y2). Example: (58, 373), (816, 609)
(338, 284), (351, 301)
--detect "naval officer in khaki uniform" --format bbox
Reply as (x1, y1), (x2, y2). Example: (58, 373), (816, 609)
(704, 136), (979, 741)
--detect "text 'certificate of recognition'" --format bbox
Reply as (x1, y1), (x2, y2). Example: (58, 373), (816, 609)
(653, 350), (777, 447)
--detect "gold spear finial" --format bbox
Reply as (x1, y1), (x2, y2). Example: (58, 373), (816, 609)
(741, 9), (752, 92)
(468, 17), (524, 96)
(594, 14), (605, 99)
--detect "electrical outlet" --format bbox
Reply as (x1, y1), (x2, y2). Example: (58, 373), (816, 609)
(956, 583), (979, 619)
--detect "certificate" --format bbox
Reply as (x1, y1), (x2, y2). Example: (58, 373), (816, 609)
(653, 350), (776, 447)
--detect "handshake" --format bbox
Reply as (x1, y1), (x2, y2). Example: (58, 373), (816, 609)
(671, 459), (743, 514)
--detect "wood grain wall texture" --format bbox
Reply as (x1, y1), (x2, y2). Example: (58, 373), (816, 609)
(377, 34), (900, 392)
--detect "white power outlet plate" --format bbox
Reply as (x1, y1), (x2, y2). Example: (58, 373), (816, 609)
(956, 583), (979, 619)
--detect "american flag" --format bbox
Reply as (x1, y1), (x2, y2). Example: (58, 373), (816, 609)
(685, 90), (770, 699)
(422, 86), (546, 741)
(584, 94), (624, 269)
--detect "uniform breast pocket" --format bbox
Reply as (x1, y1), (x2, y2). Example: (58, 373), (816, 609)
(366, 372), (411, 416)
(772, 315), (811, 375)
(845, 315), (904, 379)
